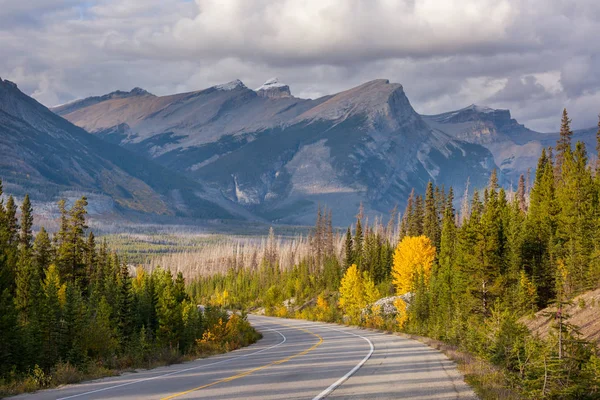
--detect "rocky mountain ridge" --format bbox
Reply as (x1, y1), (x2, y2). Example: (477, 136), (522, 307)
(52, 78), (497, 224)
(0, 77), (248, 222)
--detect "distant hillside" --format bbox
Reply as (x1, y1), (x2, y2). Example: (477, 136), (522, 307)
(0, 77), (246, 221)
(54, 78), (497, 225)
(423, 105), (598, 182)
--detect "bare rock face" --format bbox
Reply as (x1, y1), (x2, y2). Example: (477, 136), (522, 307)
(51, 78), (498, 225)
(255, 78), (293, 99)
(0, 80), (240, 221)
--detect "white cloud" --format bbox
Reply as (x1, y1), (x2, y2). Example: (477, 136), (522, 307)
(0, 0), (599, 131)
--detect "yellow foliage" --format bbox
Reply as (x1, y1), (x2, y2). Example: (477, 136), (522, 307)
(213, 289), (229, 307)
(392, 236), (435, 294)
(362, 271), (380, 305)
(315, 294), (330, 321)
(58, 284), (67, 307)
(339, 264), (364, 323)
(394, 297), (408, 329)
(339, 264), (381, 324)
(275, 305), (288, 318)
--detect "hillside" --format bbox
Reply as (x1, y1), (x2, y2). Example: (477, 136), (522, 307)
(0, 77), (244, 221)
(522, 288), (600, 346)
(423, 105), (598, 182)
(54, 79), (497, 225)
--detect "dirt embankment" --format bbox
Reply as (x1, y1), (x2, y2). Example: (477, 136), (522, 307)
(521, 288), (600, 345)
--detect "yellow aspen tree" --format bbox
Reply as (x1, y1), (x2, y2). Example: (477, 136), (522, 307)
(392, 235), (436, 294)
(338, 264), (364, 323)
(362, 271), (380, 305)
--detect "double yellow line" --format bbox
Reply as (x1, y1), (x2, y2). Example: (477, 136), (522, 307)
(161, 322), (323, 399)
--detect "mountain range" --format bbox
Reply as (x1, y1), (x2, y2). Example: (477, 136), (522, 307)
(1, 76), (596, 226)
(0, 77), (252, 223)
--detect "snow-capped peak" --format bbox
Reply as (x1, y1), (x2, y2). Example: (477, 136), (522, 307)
(256, 78), (287, 91)
(214, 79), (246, 91)
(465, 104), (495, 113)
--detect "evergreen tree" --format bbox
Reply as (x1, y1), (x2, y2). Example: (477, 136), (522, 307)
(353, 219), (363, 268)
(19, 194), (33, 250)
(343, 227), (353, 271)
(517, 174), (527, 212)
(5, 196), (19, 247)
(40, 265), (63, 369)
(33, 227), (52, 277)
(117, 262), (133, 344)
(423, 182), (440, 249)
(555, 108), (573, 180)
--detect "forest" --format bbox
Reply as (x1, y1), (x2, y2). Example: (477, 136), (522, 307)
(0, 193), (259, 396)
(187, 110), (600, 399)
(2, 109), (600, 398)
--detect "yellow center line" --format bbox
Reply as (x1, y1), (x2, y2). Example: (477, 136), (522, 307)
(160, 322), (324, 400)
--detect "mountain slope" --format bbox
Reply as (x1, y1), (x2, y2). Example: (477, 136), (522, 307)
(0, 77), (241, 220)
(423, 105), (598, 182)
(55, 79), (497, 225)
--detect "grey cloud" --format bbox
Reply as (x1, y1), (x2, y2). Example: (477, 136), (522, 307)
(1, 0), (599, 132)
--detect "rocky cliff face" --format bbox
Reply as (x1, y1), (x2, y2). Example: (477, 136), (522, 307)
(421, 104), (599, 182)
(255, 78), (293, 99)
(53, 78), (497, 225)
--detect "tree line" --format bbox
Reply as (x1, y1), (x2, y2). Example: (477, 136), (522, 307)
(0, 191), (257, 394)
(189, 110), (600, 398)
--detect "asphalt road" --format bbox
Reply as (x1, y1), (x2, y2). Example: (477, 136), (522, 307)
(13, 316), (477, 399)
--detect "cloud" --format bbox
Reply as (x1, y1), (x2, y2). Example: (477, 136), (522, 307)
(1, 0), (599, 131)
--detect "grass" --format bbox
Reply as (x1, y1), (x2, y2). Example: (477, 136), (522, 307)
(0, 328), (262, 398)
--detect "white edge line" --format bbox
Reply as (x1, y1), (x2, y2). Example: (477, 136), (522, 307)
(311, 325), (374, 400)
(56, 325), (287, 400)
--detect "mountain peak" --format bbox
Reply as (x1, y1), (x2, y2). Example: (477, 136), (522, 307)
(256, 78), (292, 99)
(130, 87), (151, 96)
(295, 78), (417, 130)
(0, 77), (18, 90)
(464, 104), (495, 113)
(213, 79), (247, 91)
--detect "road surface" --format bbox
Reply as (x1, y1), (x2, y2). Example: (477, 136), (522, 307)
(13, 316), (477, 399)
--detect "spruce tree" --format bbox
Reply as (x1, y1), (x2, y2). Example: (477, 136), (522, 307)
(33, 227), (52, 277)
(353, 219), (363, 269)
(344, 227), (353, 270)
(555, 108), (573, 180)
(19, 194), (33, 250)
(5, 196), (19, 247)
(423, 182), (440, 249)
(517, 174), (527, 212)
(117, 262), (133, 344)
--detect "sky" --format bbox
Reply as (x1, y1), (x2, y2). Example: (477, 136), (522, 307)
(1, 0), (599, 132)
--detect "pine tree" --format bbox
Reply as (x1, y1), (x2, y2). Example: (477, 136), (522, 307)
(40, 265), (63, 369)
(555, 108), (573, 180)
(524, 148), (558, 306)
(33, 228), (52, 277)
(57, 197), (88, 286)
(409, 195), (424, 236)
(5, 196), (19, 247)
(423, 182), (440, 249)
(343, 227), (353, 271)
(517, 174), (527, 212)
(353, 219), (363, 268)
(489, 168), (499, 191)
(117, 262), (133, 344)
(19, 194), (33, 250)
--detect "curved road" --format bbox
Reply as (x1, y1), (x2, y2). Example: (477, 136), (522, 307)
(13, 316), (477, 399)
